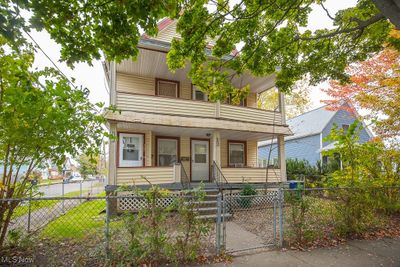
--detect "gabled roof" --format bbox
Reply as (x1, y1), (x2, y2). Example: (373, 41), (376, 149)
(286, 105), (337, 139)
(258, 101), (374, 147)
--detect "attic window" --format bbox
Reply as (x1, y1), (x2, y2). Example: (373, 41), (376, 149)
(156, 79), (179, 98)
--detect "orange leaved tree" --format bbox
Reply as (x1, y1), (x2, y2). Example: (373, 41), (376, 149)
(323, 48), (400, 138)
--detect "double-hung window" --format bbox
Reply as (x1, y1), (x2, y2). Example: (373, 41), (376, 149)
(228, 141), (246, 167)
(157, 138), (179, 166)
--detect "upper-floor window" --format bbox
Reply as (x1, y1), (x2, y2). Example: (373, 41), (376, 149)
(156, 79), (179, 98)
(192, 85), (208, 101)
(228, 141), (246, 167)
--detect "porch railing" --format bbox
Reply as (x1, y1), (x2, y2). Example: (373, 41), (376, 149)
(180, 163), (190, 190)
(212, 161), (232, 193)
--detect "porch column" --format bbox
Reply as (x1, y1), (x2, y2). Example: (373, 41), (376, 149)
(108, 122), (117, 185)
(211, 131), (221, 166)
(278, 90), (286, 124)
(277, 135), (287, 182)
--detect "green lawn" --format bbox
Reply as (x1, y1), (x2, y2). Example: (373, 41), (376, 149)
(40, 197), (106, 240)
(12, 190), (89, 219)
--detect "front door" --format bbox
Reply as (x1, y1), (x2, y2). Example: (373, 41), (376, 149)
(119, 133), (144, 167)
(191, 140), (209, 181)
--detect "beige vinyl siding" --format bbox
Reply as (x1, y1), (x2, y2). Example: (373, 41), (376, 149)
(116, 167), (174, 185)
(145, 131), (152, 166)
(221, 168), (280, 183)
(181, 82), (191, 100)
(180, 137), (191, 176)
(117, 73), (155, 95)
(247, 93), (257, 108)
(153, 21), (179, 43)
(247, 140), (258, 167)
(221, 139), (228, 167)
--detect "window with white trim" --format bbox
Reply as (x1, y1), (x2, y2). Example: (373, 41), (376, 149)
(119, 133), (144, 167)
(157, 138), (178, 166)
(229, 142), (245, 167)
(156, 80), (179, 98)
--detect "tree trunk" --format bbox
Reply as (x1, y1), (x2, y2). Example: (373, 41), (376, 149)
(372, 0), (400, 28)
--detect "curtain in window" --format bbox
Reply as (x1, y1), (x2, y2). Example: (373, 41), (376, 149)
(158, 139), (178, 166)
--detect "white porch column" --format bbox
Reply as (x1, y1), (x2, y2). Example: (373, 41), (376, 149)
(278, 90), (286, 124)
(211, 131), (221, 166)
(108, 122), (117, 185)
(277, 135), (287, 182)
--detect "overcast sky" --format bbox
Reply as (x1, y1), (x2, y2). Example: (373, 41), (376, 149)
(29, 0), (357, 110)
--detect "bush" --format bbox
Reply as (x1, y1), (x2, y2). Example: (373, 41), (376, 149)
(238, 184), (257, 208)
(114, 185), (211, 265)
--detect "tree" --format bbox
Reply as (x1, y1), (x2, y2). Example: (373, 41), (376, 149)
(77, 154), (100, 179)
(323, 47), (400, 138)
(0, 37), (105, 248)
(258, 79), (312, 119)
(1, 0), (399, 99)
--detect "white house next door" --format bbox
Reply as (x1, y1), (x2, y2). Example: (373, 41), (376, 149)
(191, 140), (209, 181)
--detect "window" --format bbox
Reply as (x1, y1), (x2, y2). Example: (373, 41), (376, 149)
(157, 138), (178, 166)
(119, 133), (144, 167)
(342, 124), (349, 133)
(228, 96), (246, 107)
(192, 85), (208, 101)
(156, 79), (179, 98)
(228, 141), (246, 167)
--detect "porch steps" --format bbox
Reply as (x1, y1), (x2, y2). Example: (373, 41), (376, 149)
(184, 189), (232, 221)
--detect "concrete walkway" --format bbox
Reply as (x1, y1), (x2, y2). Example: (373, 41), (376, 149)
(211, 238), (400, 267)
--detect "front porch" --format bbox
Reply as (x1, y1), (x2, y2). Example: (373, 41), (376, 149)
(107, 122), (288, 188)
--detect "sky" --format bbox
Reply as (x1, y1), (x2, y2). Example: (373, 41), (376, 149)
(28, 0), (358, 110)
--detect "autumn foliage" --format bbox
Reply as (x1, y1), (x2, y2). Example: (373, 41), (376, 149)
(323, 48), (400, 138)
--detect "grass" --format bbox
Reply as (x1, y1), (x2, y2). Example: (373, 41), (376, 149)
(11, 190), (90, 219)
(41, 199), (106, 239)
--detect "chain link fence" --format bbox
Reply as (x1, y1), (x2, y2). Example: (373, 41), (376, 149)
(1, 186), (399, 265)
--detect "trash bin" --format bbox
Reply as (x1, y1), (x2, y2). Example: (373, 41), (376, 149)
(289, 180), (298, 189)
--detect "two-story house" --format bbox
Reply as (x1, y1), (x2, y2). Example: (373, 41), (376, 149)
(104, 19), (292, 190)
(258, 102), (374, 167)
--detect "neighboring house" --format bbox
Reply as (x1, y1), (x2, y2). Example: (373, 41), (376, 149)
(258, 102), (374, 166)
(104, 18), (292, 189)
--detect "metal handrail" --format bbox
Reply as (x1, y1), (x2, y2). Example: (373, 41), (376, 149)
(180, 163), (191, 190)
(212, 161), (232, 194)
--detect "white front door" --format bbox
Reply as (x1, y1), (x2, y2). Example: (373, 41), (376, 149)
(191, 140), (209, 181)
(119, 133), (144, 167)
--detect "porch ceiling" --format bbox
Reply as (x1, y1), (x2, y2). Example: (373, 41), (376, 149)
(116, 48), (276, 93)
(115, 122), (276, 141)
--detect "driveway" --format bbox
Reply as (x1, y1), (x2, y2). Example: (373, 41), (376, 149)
(211, 238), (400, 267)
(38, 180), (104, 197)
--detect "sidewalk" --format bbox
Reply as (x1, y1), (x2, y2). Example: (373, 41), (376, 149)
(211, 238), (400, 267)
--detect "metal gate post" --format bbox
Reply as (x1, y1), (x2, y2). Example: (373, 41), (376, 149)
(105, 196), (110, 261)
(273, 199), (276, 245)
(278, 188), (283, 247)
(222, 194), (227, 250)
(216, 192), (222, 254)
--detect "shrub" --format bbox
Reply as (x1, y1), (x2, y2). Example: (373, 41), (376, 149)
(114, 184), (211, 265)
(238, 184), (257, 208)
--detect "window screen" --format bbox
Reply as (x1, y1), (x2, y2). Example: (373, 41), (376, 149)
(229, 143), (245, 165)
(157, 139), (178, 166)
(157, 80), (178, 97)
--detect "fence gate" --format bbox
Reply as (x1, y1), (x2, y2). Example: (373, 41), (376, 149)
(218, 190), (282, 253)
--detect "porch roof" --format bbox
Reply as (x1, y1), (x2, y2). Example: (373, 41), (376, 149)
(110, 120), (288, 142)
